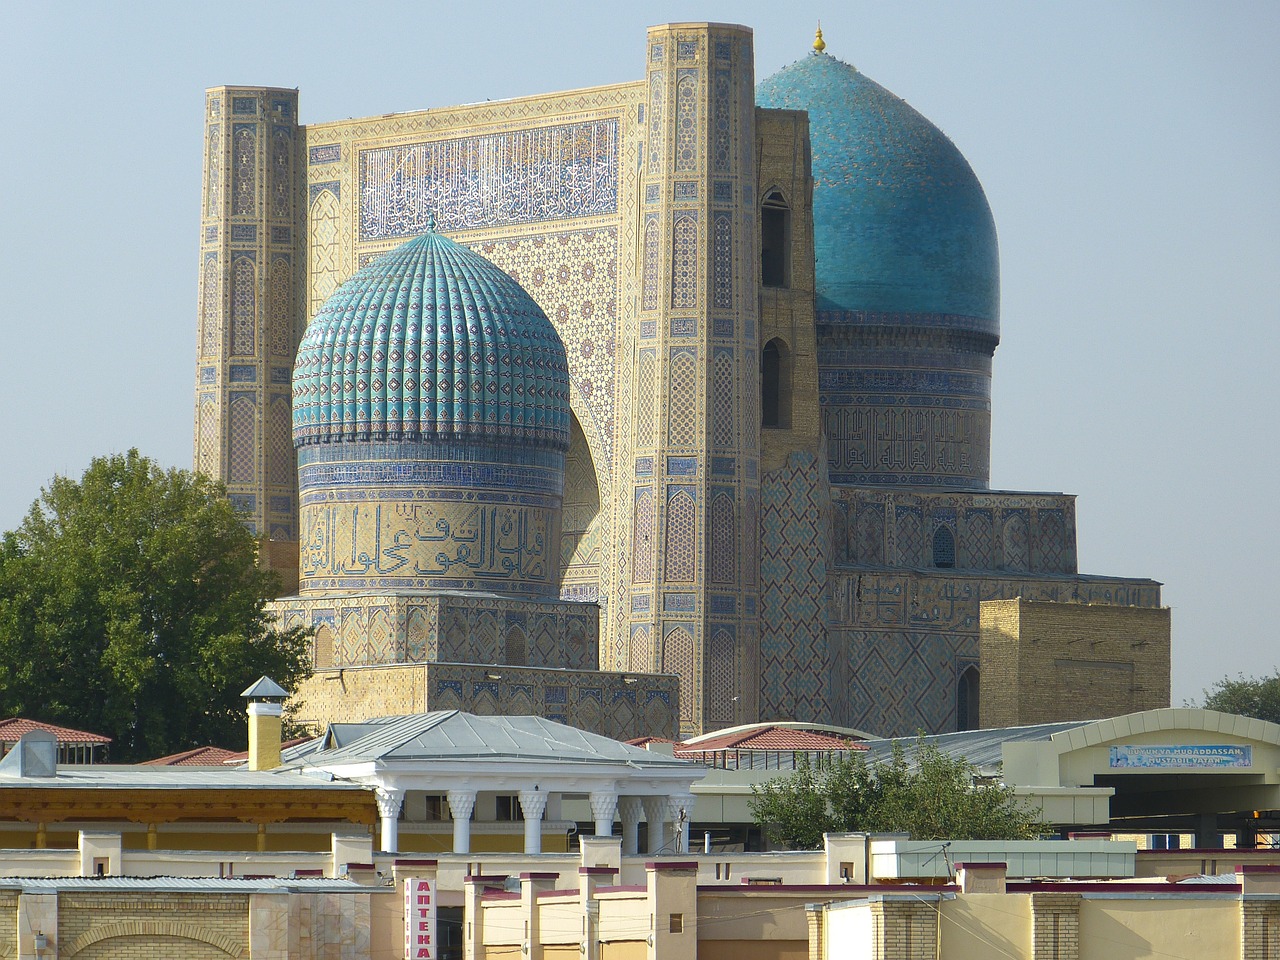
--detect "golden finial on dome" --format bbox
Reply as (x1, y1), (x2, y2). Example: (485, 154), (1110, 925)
(813, 22), (827, 53)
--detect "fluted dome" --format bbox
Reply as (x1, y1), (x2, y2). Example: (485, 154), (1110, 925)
(757, 51), (999, 334)
(293, 230), (571, 452)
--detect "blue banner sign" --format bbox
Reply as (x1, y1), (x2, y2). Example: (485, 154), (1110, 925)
(1109, 745), (1252, 769)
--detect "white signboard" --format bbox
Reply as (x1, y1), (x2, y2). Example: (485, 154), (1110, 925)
(1109, 744), (1252, 769)
(404, 877), (437, 959)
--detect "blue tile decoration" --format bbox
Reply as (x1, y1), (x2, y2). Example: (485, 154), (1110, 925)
(663, 593), (695, 613)
(713, 317), (734, 338)
(199, 366), (217, 384)
(666, 456), (697, 477)
(674, 181), (699, 200)
(231, 224), (257, 242)
(204, 225), (218, 242)
(309, 181), (340, 204)
(710, 594), (736, 615)
(358, 120), (619, 240)
(229, 365), (257, 382)
(676, 40), (699, 61)
(270, 366), (291, 384)
(545, 685), (567, 704)
(670, 317), (697, 337)
(645, 184), (660, 204)
(269, 496), (292, 513)
(309, 143), (342, 165)
(635, 457), (654, 477)
(713, 180), (733, 202)
(711, 457), (735, 477)
(631, 594), (651, 612)
(640, 320), (657, 339)
(271, 226), (291, 243)
(232, 96), (257, 115)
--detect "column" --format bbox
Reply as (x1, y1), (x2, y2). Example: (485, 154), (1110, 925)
(589, 790), (618, 838)
(448, 789), (477, 854)
(619, 796), (645, 856)
(519, 790), (549, 855)
(376, 787), (405, 853)
(642, 796), (668, 855)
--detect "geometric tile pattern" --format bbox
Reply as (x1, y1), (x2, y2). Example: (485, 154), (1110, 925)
(759, 451), (833, 722)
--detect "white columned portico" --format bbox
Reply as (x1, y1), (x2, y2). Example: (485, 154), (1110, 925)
(519, 789), (549, 854)
(589, 790), (618, 838)
(642, 796), (668, 855)
(448, 789), (477, 854)
(618, 796), (644, 855)
(375, 787), (405, 853)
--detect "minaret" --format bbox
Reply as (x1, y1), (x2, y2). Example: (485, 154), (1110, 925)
(193, 87), (304, 586)
(619, 24), (762, 736)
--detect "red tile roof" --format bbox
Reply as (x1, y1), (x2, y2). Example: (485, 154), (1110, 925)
(141, 737), (316, 767)
(676, 726), (865, 753)
(624, 736), (679, 747)
(141, 746), (243, 766)
(0, 718), (111, 744)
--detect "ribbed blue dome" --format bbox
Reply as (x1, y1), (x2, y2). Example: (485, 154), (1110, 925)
(757, 52), (999, 333)
(293, 230), (571, 451)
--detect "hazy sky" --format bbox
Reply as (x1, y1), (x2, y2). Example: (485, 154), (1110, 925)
(1, 2), (1276, 707)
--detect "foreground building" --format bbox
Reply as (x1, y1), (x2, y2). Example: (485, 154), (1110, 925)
(194, 23), (1165, 737)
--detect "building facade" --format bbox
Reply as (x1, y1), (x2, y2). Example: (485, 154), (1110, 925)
(194, 23), (1162, 737)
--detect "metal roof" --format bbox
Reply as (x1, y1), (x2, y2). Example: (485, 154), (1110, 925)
(286, 711), (696, 770)
(856, 721), (1091, 771)
(0, 764), (366, 791)
(0, 876), (381, 894)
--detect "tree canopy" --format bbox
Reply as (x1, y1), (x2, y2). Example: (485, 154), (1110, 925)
(0, 451), (310, 761)
(1198, 671), (1280, 725)
(749, 740), (1045, 850)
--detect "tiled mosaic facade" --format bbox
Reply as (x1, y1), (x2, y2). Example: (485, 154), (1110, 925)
(199, 24), (1164, 738)
(290, 661), (679, 740)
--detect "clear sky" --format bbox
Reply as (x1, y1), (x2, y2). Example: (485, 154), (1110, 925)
(1, 1), (1276, 707)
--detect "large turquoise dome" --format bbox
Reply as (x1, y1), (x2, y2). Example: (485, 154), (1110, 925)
(757, 51), (999, 334)
(293, 230), (571, 451)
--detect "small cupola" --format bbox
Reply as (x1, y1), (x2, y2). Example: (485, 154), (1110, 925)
(242, 676), (288, 771)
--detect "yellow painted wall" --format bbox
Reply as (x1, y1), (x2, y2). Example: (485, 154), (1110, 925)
(940, 893), (1033, 960)
(699, 941), (808, 960)
(600, 942), (646, 960)
(1080, 897), (1239, 960)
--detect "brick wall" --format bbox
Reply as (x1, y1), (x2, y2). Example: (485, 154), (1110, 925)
(59, 892), (249, 959)
(980, 599), (1171, 728)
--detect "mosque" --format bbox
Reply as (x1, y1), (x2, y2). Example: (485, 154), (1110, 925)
(191, 23), (1168, 739)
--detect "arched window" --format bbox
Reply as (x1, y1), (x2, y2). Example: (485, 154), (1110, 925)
(957, 665), (980, 731)
(762, 338), (791, 429)
(761, 189), (791, 288)
(932, 525), (956, 568)
(504, 626), (527, 667)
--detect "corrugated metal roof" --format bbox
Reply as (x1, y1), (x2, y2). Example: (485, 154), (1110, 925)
(0, 764), (365, 790)
(0, 718), (111, 743)
(287, 711), (696, 770)
(856, 721), (1090, 770)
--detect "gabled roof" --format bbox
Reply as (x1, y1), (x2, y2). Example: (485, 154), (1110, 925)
(0, 718), (111, 744)
(141, 746), (244, 767)
(678, 726), (867, 753)
(287, 711), (695, 771)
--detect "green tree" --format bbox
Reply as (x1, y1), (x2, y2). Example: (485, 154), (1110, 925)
(1198, 672), (1280, 725)
(749, 740), (1044, 849)
(0, 450), (310, 760)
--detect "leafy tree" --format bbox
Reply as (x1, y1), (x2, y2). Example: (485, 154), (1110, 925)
(1197, 672), (1280, 725)
(749, 740), (1044, 849)
(0, 451), (310, 760)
